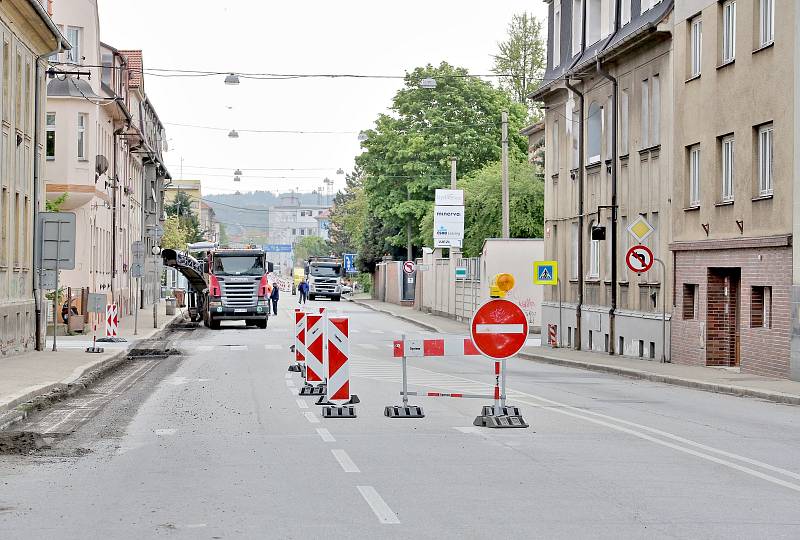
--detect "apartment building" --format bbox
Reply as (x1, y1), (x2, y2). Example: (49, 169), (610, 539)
(534, 0), (674, 359)
(0, 1), (65, 356)
(671, 0), (798, 379)
(267, 194), (329, 274)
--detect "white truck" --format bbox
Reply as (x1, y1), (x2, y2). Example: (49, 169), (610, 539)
(305, 257), (344, 301)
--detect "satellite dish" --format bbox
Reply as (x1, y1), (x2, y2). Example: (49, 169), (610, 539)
(96, 155), (109, 177)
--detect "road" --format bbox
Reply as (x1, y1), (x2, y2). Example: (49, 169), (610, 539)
(1, 299), (799, 539)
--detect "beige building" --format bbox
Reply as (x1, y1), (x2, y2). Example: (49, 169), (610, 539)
(0, 1), (66, 356)
(670, 0), (798, 379)
(534, 1), (674, 359)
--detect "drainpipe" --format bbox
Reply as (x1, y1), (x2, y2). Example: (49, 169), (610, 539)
(112, 127), (126, 307)
(596, 1), (621, 355)
(565, 79), (585, 351)
(33, 44), (64, 351)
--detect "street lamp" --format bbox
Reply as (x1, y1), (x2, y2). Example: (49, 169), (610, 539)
(358, 131), (369, 143)
(234, 169), (243, 176)
(233, 175), (241, 182)
(224, 73), (240, 85)
(336, 168), (345, 175)
(228, 130), (240, 139)
(420, 77), (437, 89)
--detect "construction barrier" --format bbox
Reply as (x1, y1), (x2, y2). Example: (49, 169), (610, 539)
(299, 313), (326, 396)
(548, 324), (558, 347)
(385, 334), (528, 428)
(288, 309), (306, 373)
(319, 316), (357, 418)
(105, 303), (118, 338)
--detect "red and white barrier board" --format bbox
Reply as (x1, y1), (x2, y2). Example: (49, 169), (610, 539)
(305, 313), (325, 383)
(105, 303), (118, 338)
(326, 317), (350, 405)
(393, 337), (480, 358)
(294, 309), (307, 363)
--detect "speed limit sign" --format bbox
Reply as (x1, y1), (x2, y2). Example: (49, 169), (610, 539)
(626, 245), (654, 273)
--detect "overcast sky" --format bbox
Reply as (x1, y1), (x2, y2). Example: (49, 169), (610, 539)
(97, 0), (548, 197)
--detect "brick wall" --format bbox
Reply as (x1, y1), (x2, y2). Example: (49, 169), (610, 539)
(672, 244), (792, 378)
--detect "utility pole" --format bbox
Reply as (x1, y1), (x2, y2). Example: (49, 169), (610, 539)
(406, 186), (412, 261)
(450, 157), (457, 189)
(501, 111), (510, 239)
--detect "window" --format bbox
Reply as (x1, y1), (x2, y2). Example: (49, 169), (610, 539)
(605, 217), (612, 277)
(602, 0), (615, 38)
(606, 97), (613, 160)
(751, 286), (772, 328)
(46, 113), (55, 159)
(571, 222), (578, 279)
(552, 120), (560, 170)
(553, 0), (561, 67)
(0, 187), (7, 266)
(620, 89), (629, 155)
(13, 193), (19, 266)
(689, 145), (701, 206)
(66, 27), (81, 64)
(588, 221), (600, 278)
(683, 284), (697, 319)
(572, 0), (583, 56)
(651, 75), (660, 145)
(587, 102), (602, 163)
(722, 1), (736, 63)
(588, 0), (601, 45)
(759, 0), (774, 46)
(77, 113), (87, 159)
(721, 135), (735, 202)
(690, 17), (703, 77)
(571, 102), (580, 169)
(650, 212), (660, 279)
(620, 215), (628, 280)
(641, 79), (649, 148)
(758, 124), (774, 195)
(622, 0), (631, 25)
(101, 53), (113, 88)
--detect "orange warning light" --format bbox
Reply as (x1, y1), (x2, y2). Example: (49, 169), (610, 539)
(495, 273), (515, 292)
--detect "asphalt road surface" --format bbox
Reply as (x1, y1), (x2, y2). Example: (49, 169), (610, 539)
(1, 299), (798, 539)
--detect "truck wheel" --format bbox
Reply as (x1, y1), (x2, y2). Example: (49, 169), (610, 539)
(332, 295), (341, 302)
(256, 318), (268, 329)
(309, 294), (315, 301)
(210, 319), (221, 330)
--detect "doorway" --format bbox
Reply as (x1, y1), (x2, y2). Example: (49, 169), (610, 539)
(706, 268), (741, 367)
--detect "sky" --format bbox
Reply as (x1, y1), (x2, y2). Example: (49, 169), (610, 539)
(97, 0), (548, 197)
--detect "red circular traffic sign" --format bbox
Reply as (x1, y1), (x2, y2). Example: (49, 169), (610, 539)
(626, 245), (654, 273)
(403, 261), (415, 274)
(470, 299), (529, 359)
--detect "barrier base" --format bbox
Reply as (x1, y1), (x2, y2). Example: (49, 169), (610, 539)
(85, 346), (105, 354)
(97, 337), (127, 343)
(479, 405), (522, 417)
(322, 406), (356, 419)
(384, 405), (425, 418)
(315, 394), (360, 406)
(287, 364), (302, 372)
(473, 406), (529, 429)
(299, 384), (326, 396)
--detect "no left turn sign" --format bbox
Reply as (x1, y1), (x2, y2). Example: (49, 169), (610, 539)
(403, 261), (415, 274)
(626, 245), (654, 273)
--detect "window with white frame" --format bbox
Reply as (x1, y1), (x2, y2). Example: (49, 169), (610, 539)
(572, 0), (583, 56)
(759, 0), (774, 47)
(722, 1), (736, 63)
(46, 113), (55, 160)
(587, 102), (603, 164)
(620, 89), (629, 155)
(553, 0), (562, 67)
(721, 135), (735, 202)
(758, 123), (774, 195)
(571, 222), (579, 279)
(605, 217), (612, 277)
(622, 0), (631, 25)
(66, 27), (82, 64)
(572, 105), (580, 169)
(689, 145), (701, 206)
(606, 97), (613, 160)
(77, 113), (87, 160)
(588, 0), (601, 45)
(641, 79), (649, 148)
(602, 0), (615, 38)
(588, 221), (600, 278)
(690, 17), (702, 77)
(651, 75), (660, 145)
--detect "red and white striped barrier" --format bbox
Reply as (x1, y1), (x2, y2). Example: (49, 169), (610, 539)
(105, 303), (118, 338)
(548, 324), (558, 347)
(393, 337), (480, 358)
(326, 317), (350, 405)
(295, 309), (307, 363)
(305, 313), (325, 384)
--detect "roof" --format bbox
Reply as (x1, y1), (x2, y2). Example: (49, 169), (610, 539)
(520, 121), (545, 137)
(118, 50), (143, 89)
(47, 76), (100, 98)
(28, 0), (71, 50)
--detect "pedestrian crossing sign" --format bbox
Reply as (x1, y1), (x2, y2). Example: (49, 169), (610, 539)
(533, 261), (558, 285)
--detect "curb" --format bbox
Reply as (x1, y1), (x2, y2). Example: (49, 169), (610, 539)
(353, 299), (800, 407)
(0, 313), (185, 431)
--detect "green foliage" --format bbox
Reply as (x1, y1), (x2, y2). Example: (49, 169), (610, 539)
(165, 191), (193, 218)
(218, 223), (230, 245)
(355, 62), (528, 269)
(165, 191), (203, 244)
(354, 273), (372, 294)
(492, 12), (546, 121)
(161, 215), (189, 250)
(328, 168), (367, 255)
(293, 236), (330, 263)
(421, 159), (544, 257)
(45, 193), (69, 212)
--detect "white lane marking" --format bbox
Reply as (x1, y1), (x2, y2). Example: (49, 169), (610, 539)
(197, 345), (214, 352)
(286, 380), (296, 388)
(265, 344), (282, 350)
(303, 412), (320, 424)
(357, 486), (400, 524)
(331, 449), (360, 473)
(475, 323), (525, 334)
(316, 428), (335, 442)
(369, 329), (384, 334)
(358, 344), (378, 350)
(229, 345), (247, 351)
(296, 399), (308, 409)
(154, 428), (177, 436)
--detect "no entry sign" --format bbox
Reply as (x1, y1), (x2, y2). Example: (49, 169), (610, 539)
(470, 299), (529, 360)
(626, 245), (654, 273)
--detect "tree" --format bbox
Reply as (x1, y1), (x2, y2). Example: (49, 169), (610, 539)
(161, 215), (189, 250)
(46, 193), (69, 212)
(218, 223), (230, 246)
(328, 168), (367, 255)
(165, 191), (203, 244)
(293, 236), (330, 263)
(355, 62), (528, 268)
(492, 13), (546, 120)
(421, 158), (544, 257)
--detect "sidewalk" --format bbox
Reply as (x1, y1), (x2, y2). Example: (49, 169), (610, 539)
(0, 300), (183, 427)
(350, 296), (800, 405)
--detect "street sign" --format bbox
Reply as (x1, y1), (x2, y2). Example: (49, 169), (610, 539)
(626, 245), (654, 273)
(455, 266), (468, 280)
(627, 215), (655, 243)
(264, 244), (293, 253)
(417, 264), (431, 272)
(433, 206), (465, 242)
(132, 241), (145, 256)
(435, 189), (464, 206)
(343, 253), (358, 274)
(403, 261), (415, 274)
(87, 293), (106, 313)
(131, 241), (145, 278)
(41, 270), (58, 290)
(533, 261), (558, 285)
(434, 238), (462, 249)
(37, 212), (76, 271)
(470, 299), (529, 360)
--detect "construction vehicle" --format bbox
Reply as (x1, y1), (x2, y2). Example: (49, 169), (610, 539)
(305, 256), (344, 301)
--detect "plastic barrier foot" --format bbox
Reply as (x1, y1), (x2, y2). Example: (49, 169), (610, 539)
(287, 364), (302, 372)
(315, 394), (360, 406)
(473, 406), (529, 429)
(479, 405), (522, 417)
(298, 385), (315, 396)
(322, 406), (356, 418)
(384, 405), (425, 418)
(310, 385), (327, 396)
(85, 346), (105, 354)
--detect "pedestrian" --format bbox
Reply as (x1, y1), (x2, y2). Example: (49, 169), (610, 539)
(270, 282), (280, 315)
(298, 279), (309, 304)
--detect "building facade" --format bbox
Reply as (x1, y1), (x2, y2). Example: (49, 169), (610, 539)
(670, 0), (798, 379)
(266, 195), (329, 274)
(0, 0), (65, 356)
(535, 0), (675, 359)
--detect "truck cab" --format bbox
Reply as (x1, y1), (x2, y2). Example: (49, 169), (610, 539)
(305, 257), (344, 301)
(205, 249), (272, 329)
